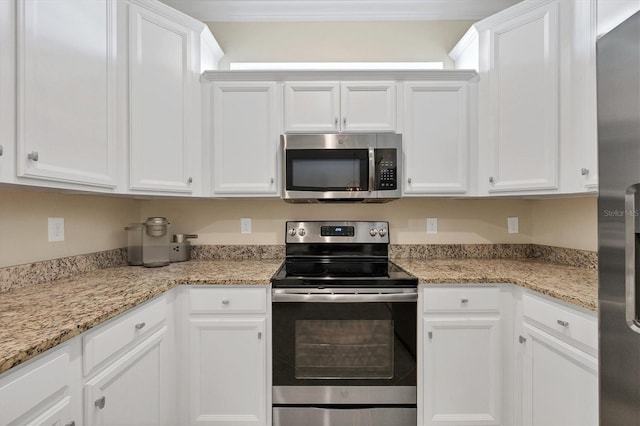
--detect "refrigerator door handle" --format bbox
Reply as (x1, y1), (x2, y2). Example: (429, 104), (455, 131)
(624, 185), (640, 332)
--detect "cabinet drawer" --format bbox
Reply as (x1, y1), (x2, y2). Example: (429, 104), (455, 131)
(423, 286), (500, 313)
(83, 296), (166, 376)
(522, 292), (597, 350)
(0, 342), (77, 426)
(189, 287), (267, 314)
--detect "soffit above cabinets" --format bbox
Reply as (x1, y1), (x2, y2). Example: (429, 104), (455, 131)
(158, 0), (521, 22)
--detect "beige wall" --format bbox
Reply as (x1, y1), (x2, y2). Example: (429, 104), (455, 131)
(0, 187), (597, 268)
(207, 21), (474, 69)
(0, 187), (140, 268)
(141, 198), (534, 246)
(531, 196), (598, 252)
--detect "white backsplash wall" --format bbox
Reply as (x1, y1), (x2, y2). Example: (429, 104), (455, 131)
(141, 198), (536, 246)
(0, 187), (141, 268)
(208, 21), (474, 69)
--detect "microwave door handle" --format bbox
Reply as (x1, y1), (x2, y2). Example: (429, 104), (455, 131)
(368, 148), (375, 192)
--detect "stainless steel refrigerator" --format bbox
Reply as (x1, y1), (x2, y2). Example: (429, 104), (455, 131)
(597, 10), (640, 426)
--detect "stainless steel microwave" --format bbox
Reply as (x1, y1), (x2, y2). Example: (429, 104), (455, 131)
(281, 134), (402, 203)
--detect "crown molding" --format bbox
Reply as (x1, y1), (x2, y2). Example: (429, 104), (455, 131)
(160, 0), (520, 22)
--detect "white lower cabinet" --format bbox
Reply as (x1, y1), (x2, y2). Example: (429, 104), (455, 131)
(420, 286), (504, 426)
(186, 286), (269, 426)
(84, 327), (169, 426)
(0, 339), (82, 426)
(82, 294), (175, 426)
(517, 291), (598, 426)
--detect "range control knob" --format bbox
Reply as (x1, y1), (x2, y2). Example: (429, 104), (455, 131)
(379, 228), (388, 237)
(369, 228), (378, 237)
(298, 228), (306, 237)
(288, 228), (297, 237)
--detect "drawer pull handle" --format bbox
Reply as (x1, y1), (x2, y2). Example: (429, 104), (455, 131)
(428, 331), (433, 339)
(519, 335), (526, 344)
(222, 299), (230, 305)
(135, 322), (146, 330)
(95, 396), (106, 410)
(460, 298), (469, 304)
(27, 151), (39, 161)
(64, 422), (75, 426)
(258, 332), (262, 340)
(557, 320), (569, 327)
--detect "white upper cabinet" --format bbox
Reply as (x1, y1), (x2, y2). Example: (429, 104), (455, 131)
(485, 1), (560, 193)
(209, 81), (280, 196)
(403, 81), (471, 195)
(284, 82), (340, 132)
(450, 0), (598, 195)
(284, 81), (396, 133)
(126, 1), (202, 195)
(16, 0), (118, 189)
(0, 0), (15, 184)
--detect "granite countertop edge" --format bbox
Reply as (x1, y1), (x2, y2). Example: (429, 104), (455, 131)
(0, 258), (597, 375)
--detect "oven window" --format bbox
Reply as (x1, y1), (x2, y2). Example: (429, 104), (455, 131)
(286, 149), (369, 191)
(295, 320), (394, 379)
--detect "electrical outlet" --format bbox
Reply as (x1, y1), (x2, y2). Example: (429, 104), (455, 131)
(508, 217), (519, 234)
(48, 217), (64, 242)
(426, 218), (438, 234)
(240, 218), (252, 234)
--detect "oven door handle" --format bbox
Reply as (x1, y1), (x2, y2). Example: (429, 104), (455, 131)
(272, 291), (418, 303)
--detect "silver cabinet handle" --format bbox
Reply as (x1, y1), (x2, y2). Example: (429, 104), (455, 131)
(408, 178), (412, 184)
(95, 396), (106, 409)
(334, 117), (338, 126)
(581, 168), (589, 176)
(135, 322), (146, 330)
(270, 178), (274, 184)
(428, 331), (433, 339)
(64, 422), (75, 426)
(519, 335), (526, 344)
(461, 298), (469, 304)
(222, 299), (230, 305)
(187, 177), (193, 184)
(343, 117), (347, 126)
(27, 151), (39, 161)
(489, 176), (494, 183)
(0, 145), (3, 156)
(557, 320), (569, 327)
(258, 332), (262, 340)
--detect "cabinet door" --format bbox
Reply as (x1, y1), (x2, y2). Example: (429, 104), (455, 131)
(520, 324), (597, 426)
(340, 81), (396, 132)
(284, 82), (340, 133)
(423, 317), (501, 426)
(84, 327), (169, 426)
(16, 0), (118, 188)
(486, 1), (560, 193)
(0, 0), (15, 184)
(212, 82), (279, 196)
(189, 318), (267, 426)
(0, 341), (81, 426)
(404, 82), (469, 195)
(128, 3), (196, 193)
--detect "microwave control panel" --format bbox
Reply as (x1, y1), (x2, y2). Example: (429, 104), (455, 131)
(375, 149), (397, 190)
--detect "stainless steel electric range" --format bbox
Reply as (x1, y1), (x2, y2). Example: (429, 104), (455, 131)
(271, 221), (418, 426)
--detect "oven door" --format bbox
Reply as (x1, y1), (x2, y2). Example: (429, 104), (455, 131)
(271, 288), (417, 406)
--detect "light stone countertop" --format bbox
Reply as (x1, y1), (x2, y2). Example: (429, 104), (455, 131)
(395, 258), (597, 312)
(0, 258), (597, 375)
